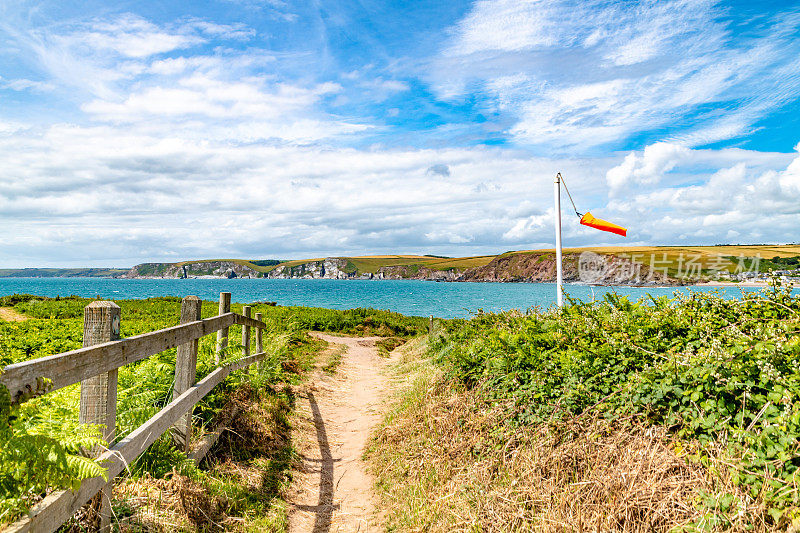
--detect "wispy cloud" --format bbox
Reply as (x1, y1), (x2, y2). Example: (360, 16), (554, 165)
(434, 0), (800, 151)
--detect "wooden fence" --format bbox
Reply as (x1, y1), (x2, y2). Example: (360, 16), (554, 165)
(1, 292), (269, 533)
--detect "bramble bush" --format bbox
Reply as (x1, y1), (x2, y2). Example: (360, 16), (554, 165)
(431, 284), (800, 523)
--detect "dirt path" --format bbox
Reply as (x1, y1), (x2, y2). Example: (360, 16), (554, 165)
(0, 307), (28, 322)
(288, 333), (391, 533)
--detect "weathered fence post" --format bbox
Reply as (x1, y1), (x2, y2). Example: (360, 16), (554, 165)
(215, 292), (231, 363)
(242, 305), (251, 357)
(255, 312), (264, 372)
(79, 300), (120, 533)
(429, 314), (434, 335)
(171, 296), (201, 452)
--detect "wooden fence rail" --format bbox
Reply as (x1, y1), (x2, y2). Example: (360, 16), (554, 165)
(1, 292), (270, 533)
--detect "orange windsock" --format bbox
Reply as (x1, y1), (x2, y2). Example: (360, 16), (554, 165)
(579, 212), (627, 237)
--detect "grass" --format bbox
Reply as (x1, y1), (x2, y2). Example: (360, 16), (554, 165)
(375, 337), (406, 357)
(320, 344), (347, 374)
(368, 338), (769, 532)
(112, 381), (298, 532)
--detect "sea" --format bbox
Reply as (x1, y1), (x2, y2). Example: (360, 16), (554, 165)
(0, 277), (794, 319)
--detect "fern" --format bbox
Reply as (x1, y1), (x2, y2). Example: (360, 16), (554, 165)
(0, 391), (107, 525)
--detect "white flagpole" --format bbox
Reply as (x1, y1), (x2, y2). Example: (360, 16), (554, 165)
(554, 173), (563, 307)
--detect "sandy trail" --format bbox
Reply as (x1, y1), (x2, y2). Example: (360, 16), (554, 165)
(0, 307), (28, 322)
(288, 333), (390, 533)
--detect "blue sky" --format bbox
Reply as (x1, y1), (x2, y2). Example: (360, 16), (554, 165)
(1, 0), (799, 267)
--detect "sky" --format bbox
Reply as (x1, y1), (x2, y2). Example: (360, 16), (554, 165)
(1, 0), (800, 267)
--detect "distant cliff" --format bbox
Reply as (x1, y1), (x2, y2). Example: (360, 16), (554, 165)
(458, 252), (677, 285)
(374, 265), (462, 281)
(266, 258), (354, 279)
(122, 261), (262, 279)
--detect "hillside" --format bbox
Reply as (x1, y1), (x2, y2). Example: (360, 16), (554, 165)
(118, 244), (800, 284)
(0, 267), (128, 278)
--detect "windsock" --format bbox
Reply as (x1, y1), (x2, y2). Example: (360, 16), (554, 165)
(579, 212), (627, 237)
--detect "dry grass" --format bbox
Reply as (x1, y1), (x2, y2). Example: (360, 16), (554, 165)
(110, 383), (297, 532)
(0, 307), (29, 322)
(320, 343), (347, 373)
(517, 245), (800, 257)
(422, 255), (497, 270)
(367, 340), (773, 532)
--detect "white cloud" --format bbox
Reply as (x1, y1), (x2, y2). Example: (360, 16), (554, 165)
(0, 121), (26, 135)
(0, 119), (614, 266)
(0, 13), (258, 100)
(606, 142), (690, 192)
(79, 72), (365, 143)
(83, 78), (341, 121)
(605, 142), (800, 242)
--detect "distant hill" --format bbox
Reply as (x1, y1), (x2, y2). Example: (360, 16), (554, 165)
(0, 267), (128, 278)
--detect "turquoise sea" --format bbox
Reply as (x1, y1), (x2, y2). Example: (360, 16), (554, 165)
(0, 277), (793, 319)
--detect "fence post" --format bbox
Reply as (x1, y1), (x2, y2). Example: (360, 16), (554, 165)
(429, 315), (433, 335)
(242, 305), (251, 357)
(79, 300), (120, 533)
(216, 292), (231, 364)
(171, 296), (201, 452)
(255, 312), (264, 372)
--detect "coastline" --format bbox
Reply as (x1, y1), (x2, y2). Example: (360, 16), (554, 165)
(692, 281), (771, 288)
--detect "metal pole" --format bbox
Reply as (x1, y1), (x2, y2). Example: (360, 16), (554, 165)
(554, 174), (563, 307)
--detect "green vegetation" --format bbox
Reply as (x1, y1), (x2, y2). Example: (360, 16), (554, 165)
(0, 295), (425, 527)
(249, 259), (284, 267)
(759, 256), (800, 272)
(371, 285), (800, 530)
(375, 337), (406, 357)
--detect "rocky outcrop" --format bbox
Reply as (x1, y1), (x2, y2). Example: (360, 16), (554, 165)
(458, 252), (677, 285)
(375, 265), (463, 281)
(122, 261), (261, 279)
(266, 258), (355, 279)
